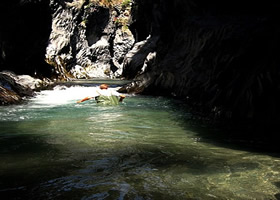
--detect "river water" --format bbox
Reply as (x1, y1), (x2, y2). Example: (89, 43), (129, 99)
(0, 80), (280, 200)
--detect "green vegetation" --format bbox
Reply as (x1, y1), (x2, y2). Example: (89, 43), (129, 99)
(67, 0), (130, 9)
(121, 0), (131, 10)
(81, 19), (88, 27)
(83, 0), (133, 33)
(89, 0), (123, 8)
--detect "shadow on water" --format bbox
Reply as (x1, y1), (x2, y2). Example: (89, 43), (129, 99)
(4, 141), (252, 199)
(0, 121), (81, 199)
(16, 140), (280, 199)
(168, 97), (280, 156)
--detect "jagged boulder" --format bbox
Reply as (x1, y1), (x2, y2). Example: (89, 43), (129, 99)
(0, 71), (53, 105)
(0, 71), (34, 97)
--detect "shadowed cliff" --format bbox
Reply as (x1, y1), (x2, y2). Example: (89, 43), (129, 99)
(122, 0), (280, 133)
(0, 0), (52, 77)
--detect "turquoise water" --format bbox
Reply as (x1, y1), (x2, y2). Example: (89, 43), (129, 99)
(0, 81), (280, 200)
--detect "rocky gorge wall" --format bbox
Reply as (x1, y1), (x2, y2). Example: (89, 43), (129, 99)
(1, 0), (136, 80)
(1, 0), (280, 132)
(45, 0), (135, 80)
(122, 0), (280, 132)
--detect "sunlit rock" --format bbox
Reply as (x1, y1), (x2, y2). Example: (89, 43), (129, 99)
(45, 0), (135, 79)
(122, 35), (159, 79)
(113, 28), (135, 77)
(70, 65), (88, 79)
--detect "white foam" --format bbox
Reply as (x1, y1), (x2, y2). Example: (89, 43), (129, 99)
(29, 86), (100, 107)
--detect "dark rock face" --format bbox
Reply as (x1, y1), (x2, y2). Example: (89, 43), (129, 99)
(122, 0), (280, 130)
(0, 0), (53, 77)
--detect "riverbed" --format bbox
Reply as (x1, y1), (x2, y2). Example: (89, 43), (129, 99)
(0, 81), (280, 200)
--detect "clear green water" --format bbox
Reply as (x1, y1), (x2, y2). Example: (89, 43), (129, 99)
(0, 81), (280, 200)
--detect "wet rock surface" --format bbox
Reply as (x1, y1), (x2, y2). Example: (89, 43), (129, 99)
(0, 71), (53, 105)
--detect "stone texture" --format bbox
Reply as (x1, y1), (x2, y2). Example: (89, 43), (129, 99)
(0, 85), (22, 105)
(0, 71), (53, 105)
(45, 0), (135, 79)
(120, 0), (280, 129)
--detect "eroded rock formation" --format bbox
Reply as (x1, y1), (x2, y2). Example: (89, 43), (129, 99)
(45, 0), (135, 79)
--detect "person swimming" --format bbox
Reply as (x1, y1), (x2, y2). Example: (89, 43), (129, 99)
(76, 84), (125, 105)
